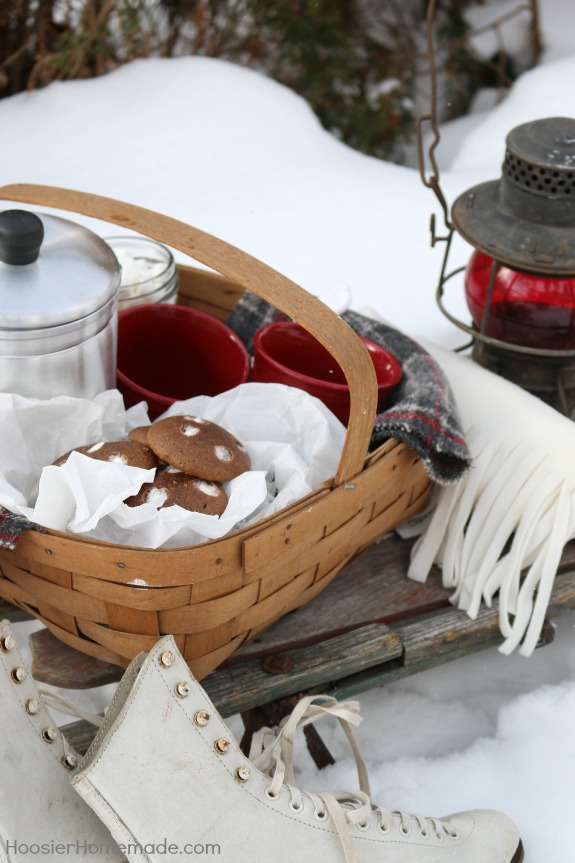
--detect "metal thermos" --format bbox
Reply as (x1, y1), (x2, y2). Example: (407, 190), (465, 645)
(0, 209), (121, 399)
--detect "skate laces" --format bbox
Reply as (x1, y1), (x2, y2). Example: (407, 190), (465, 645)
(39, 689), (105, 728)
(249, 695), (457, 863)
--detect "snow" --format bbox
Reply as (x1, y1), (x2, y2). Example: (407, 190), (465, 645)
(2, 1), (575, 859)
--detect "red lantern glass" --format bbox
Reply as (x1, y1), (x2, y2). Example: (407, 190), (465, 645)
(465, 250), (575, 351)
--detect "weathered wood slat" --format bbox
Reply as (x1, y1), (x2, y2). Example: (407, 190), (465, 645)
(395, 562), (575, 667)
(324, 621), (559, 706)
(30, 627), (125, 689)
(232, 535), (450, 660)
(395, 604), (504, 667)
(199, 622), (402, 716)
(323, 573), (575, 705)
(0, 597), (33, 623)
(60, 719), (98, 755)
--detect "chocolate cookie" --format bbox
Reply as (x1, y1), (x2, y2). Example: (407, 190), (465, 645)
(53, 440), (159, 470)
(146, 415), (250, 482)
(128, 426), (150, 446)
(125, 468), (228, 515)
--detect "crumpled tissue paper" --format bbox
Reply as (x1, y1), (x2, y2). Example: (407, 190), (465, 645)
(0, 383), (346, 550)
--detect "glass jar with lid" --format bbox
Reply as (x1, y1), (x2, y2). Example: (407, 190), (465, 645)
(105, 236), (179, 309)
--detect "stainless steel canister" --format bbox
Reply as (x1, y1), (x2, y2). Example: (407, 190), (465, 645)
(0, 209), (121, 399)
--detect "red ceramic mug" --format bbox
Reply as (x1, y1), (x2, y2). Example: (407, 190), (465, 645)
(117, 303), (251, 420)
(252, 321), (402, 425)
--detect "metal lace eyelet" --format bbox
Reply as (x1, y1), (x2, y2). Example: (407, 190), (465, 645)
(314, 809), (328, 821)
(214, 737), (230, 754)
(62, 753), (78, 770)
(159, 651), (176, 667)
(1, 635), (15, 652)
(265, 787), (279, 801)
(193, 710), (210, 727)
(235, 766), (251, 783)
(288, 800), (304, 813)
(42, 727), (58, 743)
(11, 667), (27, 683)
(25, 698), (41, 715)
(175, 681), (190, 698)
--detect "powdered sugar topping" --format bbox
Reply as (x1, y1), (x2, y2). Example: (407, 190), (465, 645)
(194, 480), (219, 497)
(107, 453), (128, 464)
(87, 442), (105, 453)
(145, 487), (169, 506)
(182, 424), (200, 437)
(215, 445), (232, 462)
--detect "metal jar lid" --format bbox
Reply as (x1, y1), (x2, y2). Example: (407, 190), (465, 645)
(0, 209), (120, 352)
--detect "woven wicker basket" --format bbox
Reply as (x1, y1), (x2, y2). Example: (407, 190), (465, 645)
(0, 184), (431, 679)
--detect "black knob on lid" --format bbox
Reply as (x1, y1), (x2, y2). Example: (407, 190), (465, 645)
(0, 210), (44, 265)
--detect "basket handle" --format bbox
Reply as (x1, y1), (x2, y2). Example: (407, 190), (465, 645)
(0, 183), (378, 486)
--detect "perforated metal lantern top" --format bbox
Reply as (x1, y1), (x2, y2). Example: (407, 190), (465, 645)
(451, 117), (575, 277)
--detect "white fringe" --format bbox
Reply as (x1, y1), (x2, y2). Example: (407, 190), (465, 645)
(408, 340), (575, 657)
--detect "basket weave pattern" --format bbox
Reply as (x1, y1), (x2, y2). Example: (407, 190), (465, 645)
(0, 185), (431, 679)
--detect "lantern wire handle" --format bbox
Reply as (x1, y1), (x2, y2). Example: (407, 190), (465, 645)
(416, 0), (452, 243)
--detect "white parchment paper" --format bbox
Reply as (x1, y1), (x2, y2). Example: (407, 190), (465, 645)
(0, 383), (345, 549)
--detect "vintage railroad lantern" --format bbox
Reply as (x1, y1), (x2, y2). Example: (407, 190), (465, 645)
(433, 116), (575, 414)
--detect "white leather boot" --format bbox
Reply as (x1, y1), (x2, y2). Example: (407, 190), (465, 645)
(0, 620), (125, 862)
(72, 633), (524, 863)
